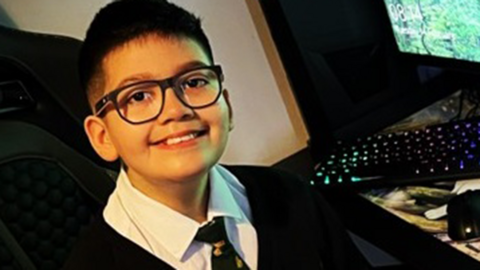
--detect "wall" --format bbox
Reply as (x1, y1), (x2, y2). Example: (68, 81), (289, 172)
(0, 0), (308, 166)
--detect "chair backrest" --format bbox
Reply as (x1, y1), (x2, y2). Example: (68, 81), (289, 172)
(0, 26), (116, 269)
(0, 25), (111, 167)
(0, 214), (36, 270)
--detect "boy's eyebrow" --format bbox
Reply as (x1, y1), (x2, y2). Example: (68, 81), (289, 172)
(114, 60), (209, 90)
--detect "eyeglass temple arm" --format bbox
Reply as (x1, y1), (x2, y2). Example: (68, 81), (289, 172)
(94, 96), (110, 116)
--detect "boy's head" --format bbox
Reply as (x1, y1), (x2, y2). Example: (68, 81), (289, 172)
(80, 0), (213, 105)
(81, 0), (233, 189)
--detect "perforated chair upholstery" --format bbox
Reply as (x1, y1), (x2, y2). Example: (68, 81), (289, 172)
(0, 215), (36, 270)
(0, 121), (114, 270)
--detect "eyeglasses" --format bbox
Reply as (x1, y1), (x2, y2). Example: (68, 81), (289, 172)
(94, 65), (223, 124)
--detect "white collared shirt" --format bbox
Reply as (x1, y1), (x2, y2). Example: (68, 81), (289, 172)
(103, 165), (258, 270)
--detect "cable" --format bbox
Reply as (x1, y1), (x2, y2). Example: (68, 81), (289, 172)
(464, 88), (480, 119)
(450, 89), (464, 122)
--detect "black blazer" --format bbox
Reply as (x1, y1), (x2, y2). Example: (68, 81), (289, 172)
(64, 166), (368, 270)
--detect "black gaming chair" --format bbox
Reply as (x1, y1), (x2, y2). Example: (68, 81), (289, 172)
(0, 25), (116, 270)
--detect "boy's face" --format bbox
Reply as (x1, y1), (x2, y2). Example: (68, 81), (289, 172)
(85, 34), (232, 186)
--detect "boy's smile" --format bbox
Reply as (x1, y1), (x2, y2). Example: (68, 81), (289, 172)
(150, 128), (208, 148)
(85, 34), (232, 194)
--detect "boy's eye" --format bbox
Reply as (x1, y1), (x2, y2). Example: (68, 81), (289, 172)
(182, 78), (208, 89)
(126, 90), (153, 104)
(118, 84), (157, 107)
(131, 92), (147, 101)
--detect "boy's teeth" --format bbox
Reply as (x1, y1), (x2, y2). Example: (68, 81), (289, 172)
(165, 132), (198, 145)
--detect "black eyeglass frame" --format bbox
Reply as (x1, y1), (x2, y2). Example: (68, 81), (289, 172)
(94, 65), (224, 125)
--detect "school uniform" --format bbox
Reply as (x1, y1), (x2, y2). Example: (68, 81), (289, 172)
(64, 165), (368, 270)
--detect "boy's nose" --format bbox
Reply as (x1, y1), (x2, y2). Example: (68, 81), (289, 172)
(157, 88), (194, 124)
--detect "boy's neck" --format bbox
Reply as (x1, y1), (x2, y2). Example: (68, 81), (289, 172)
(127, 171), (210, 224)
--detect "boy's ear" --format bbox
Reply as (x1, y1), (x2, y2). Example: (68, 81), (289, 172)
(222, 89), (234, 131)
(84, 115), (119, 162)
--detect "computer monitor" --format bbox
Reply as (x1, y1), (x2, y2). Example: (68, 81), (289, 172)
(259, 0), (470, 160)
(383, 0), (480, 66)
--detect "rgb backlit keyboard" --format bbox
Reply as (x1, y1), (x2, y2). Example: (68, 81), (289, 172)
(313, 117), (480, 189)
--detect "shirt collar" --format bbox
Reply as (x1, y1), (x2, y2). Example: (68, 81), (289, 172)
(207, 166), (243, 221)
(115, 165), (243, 261)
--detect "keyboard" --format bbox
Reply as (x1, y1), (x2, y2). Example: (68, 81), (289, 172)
(312, 117), (480, 190)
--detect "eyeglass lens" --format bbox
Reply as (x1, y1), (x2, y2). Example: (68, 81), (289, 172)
(116, 68), (221, 123)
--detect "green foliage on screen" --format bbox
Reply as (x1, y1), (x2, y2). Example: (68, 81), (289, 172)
(384, 0), (480, 62)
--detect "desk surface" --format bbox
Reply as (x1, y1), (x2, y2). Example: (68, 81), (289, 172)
(362, 182), (480, 263)
(327, 89), (480, 268)
(323, 188), (480, 270)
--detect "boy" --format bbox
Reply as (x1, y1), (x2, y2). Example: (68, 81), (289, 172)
(65, 0), (368, 269)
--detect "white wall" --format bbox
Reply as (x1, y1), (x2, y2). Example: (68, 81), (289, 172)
(0, 0), (308, 166)
(0, 0), (110, 39)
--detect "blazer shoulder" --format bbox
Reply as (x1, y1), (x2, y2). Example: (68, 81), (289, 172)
(63, 212), (175, 270)
(224, 165), (306, 186)
(224, 165), (319, 217)
(63, 214), (115, 269)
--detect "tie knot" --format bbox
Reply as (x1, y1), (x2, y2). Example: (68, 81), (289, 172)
(195, 217), (228, 244)
(194, 217), (250, 269)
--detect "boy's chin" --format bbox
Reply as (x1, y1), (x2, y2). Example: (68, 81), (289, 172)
(165, 166), (210, 183)
(124, 146), (226, 184)
(157, 151), (223, 176)
(145, 160), (215, 183)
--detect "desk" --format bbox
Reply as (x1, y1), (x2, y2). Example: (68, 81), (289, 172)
(323, 189), (480, 269)
(318, 90), (480, 268)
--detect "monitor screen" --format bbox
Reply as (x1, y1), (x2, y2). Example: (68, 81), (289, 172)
(383, 0), (480, 63)
(259, 0), (464, 160)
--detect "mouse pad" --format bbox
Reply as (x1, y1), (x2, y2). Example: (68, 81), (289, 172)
(362, 182), (480, 262)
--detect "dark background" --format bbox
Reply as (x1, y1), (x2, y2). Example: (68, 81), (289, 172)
(260, 0), (479, 162)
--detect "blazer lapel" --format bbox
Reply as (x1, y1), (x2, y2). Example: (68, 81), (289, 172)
(111, 240), (175, 270)
(101, 217), (175, 270)
(227, 166), (290, 270)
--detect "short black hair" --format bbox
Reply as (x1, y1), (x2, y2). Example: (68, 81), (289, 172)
(79, 0), (214, 108)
